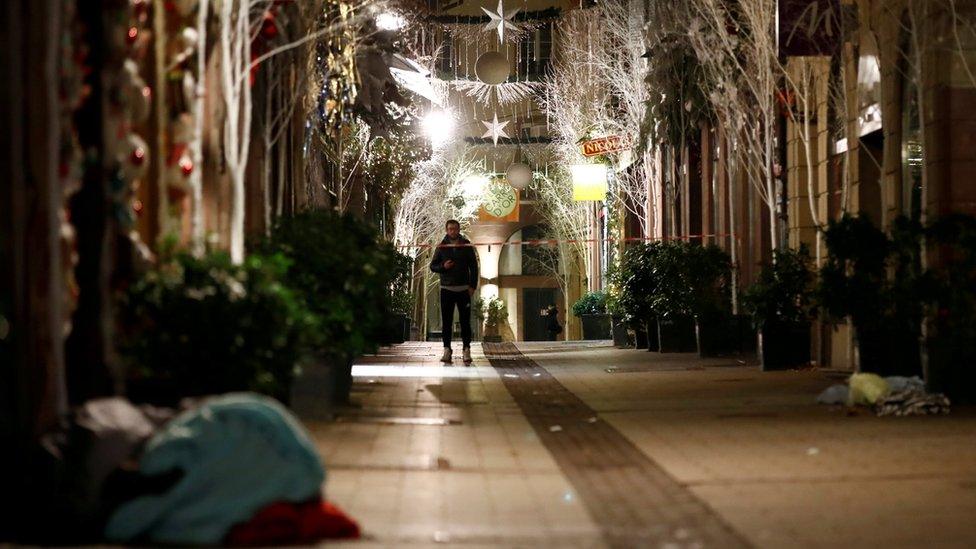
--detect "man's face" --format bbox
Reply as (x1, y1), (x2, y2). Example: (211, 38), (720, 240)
(446, 223), (460, 239)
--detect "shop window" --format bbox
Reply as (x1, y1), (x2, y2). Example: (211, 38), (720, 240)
(517, 24), (552, 81)
(900, 29), (924, 221)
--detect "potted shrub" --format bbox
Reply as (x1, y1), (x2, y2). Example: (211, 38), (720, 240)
(915, 214), (976, 401)
(818, 215), (923, 377)
(647, 242), (698, 353)
(477, 296), (507, 342)
(261, 209), (404, 403)
(120, 249), (317, 405)
(572, 291), (611, 340)
(604, 283), (630, 348)
(683, 244), (736, 357)
(619, 243), (660, 351)
(743, 245), (815, 370)
(382, 252), (414, 344)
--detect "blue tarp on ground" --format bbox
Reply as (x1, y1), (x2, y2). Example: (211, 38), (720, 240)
(105, 393), (325, 545)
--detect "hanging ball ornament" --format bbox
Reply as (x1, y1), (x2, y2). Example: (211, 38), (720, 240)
(506, 163), (532, 190)
(178, 153), (194, 177)
(117, 133), (150, 181)
(475, 51), (510, 85)
(123, 59), (151, 123)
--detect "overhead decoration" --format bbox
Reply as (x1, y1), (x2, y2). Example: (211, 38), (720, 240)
(452, 80), (541, 107)
(481, 180), (519, 220)
(481, 114), (510, 146)
(431, 7), (561, 44)
(505, 162), (532, 190)
(474, 51), (510, 85)
(481, 0), (521, 44)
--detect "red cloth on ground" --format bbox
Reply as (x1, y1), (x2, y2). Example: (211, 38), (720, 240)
(225, 498), (360, 546)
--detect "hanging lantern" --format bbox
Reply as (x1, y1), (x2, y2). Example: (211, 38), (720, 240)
(571, 164), (608, 201)
(475, 51), (509, 85)
(505, 163), (532, 190)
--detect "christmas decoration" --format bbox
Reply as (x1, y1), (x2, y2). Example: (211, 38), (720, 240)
(123, 59), (151, 123)
(474, 51), (510, 85)
(452, 79), (540, 107)
(118, 133), (150, 182)
(481, 180), (518, 218)
(481, 0), (520, 44)
(505, 162), (532, 190)
(481, 114), (510, 146)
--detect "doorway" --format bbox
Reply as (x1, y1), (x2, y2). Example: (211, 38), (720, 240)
(523, 288), (558, 341)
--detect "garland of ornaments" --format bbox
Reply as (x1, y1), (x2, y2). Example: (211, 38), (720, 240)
(111, 0), (153, 230)
(57, 0), (88, 328)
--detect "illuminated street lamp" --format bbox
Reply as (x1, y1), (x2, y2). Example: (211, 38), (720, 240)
(571, 163), (608, 201)
(422, 109), (455, 148)
(376, 12), (406, 30)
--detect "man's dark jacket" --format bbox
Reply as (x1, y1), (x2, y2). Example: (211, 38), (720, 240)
(430, 236), (479, 289)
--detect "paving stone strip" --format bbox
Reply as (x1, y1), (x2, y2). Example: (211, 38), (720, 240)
(483, 342), (751, 549)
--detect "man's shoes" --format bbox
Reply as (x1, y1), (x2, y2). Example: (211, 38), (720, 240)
(462, 347), (472, 365)
(440, 347), (453, 363)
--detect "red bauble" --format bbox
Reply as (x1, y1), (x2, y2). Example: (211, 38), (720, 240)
(133, 199), (144, 214)
(130, 147), (146, 165)
(261, 12), (278, 39)
(127, 27), (139, 45)
(179, 155), (194, 177)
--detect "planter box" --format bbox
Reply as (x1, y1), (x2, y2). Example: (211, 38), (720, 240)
(580, 314), (612, 340)
(759, 322), (811, 371)
(696, 314), (756, 357)
(925, 332), (976, 403)
(611, 315), (630, 348)
(379, 313), (411, 345)
(855, 325), (922, 377)
(657, 316), (697, 353)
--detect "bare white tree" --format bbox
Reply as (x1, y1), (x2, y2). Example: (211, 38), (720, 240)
(687, 0), (783, 249)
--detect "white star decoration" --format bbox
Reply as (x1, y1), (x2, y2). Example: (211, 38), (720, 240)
(481, 0), (520, 44)
(481, 114), (510, 146)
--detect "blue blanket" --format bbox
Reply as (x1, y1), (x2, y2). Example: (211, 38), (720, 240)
(105, 393), (325, 545)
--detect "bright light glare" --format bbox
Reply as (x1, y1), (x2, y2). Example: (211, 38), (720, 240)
(422, 109), (455, 147)
(571, 164), (609, 201)
(376, 12), (406, 30)
(460, 174), (489, 198)
(481, 283), (499, 301)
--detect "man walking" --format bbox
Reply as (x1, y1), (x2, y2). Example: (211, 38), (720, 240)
(430, 220), (479, 364)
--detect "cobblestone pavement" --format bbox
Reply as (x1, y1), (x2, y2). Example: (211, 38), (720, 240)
(482, 342), (748, 549)
(295, 341), (976, 548)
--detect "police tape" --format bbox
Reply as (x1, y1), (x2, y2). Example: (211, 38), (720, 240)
(396, 233), (736, 249)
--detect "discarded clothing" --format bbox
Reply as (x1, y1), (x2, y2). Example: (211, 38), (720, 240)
(848, 373), (890, 406)
(18, 398), (172, 544)
(225, 498), (360, 546)
(875, 390), (951, 417)
(883, 376), (925, 393)
(816, 384), (849, 405)
(105, 393), (325, 545)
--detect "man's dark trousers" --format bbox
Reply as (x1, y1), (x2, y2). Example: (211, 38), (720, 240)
(441, 289), (472, 348)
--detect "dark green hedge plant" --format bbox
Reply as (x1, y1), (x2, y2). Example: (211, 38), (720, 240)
(572, 291), (607, 317)
(121, 250), (316, 401)
(262, 209), (402, 363)
(743, 245), (815, 328)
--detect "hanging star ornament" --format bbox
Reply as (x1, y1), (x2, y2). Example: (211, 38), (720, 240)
(481, 0), (520, 44)
(481, 113), (510, 146)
